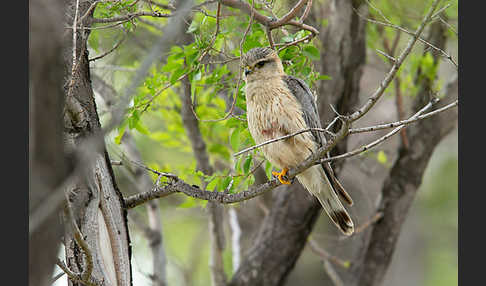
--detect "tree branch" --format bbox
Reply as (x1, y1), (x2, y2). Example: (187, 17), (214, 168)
(348, 99), (458, 134)
(123, 169), (281, 207)
(320, 98), (440, 164)
(92, 11), (172, 24)
(349, 0), (442, 122)
(354, 7), (458, 69)
(269, 0), (309, 28)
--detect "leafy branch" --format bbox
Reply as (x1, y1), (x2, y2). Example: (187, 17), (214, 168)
(122, 0), (452, 212)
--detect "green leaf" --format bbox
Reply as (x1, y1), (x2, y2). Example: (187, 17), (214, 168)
(209, 143), (231, 160)
(195, 170), (205, 179)
(281, 35), (295, 43)
(114, 122), (127, 145)
(187, 20), (199, 33)
(170, 67), (188, 84)
(88, 30), (99, 52)
(265, 161), (273, 180)
(206, 177), (220, 191)
(318, 74), (332, 81)
(226, 117), (241, 128)
(128, 109), (140, 129)
(230, 128), (240, 151)
(134, 121), (149, 135)
(302, 46), (320, 61)
(231, 176), (243, 193)
(243, 154), (252, 174)
(377, 150), (387, 165)
(234, 155), (243, 173)
(219, 176), (232, 191)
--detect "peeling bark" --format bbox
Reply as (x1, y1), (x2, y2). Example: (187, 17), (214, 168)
(62, 1), (132, 285)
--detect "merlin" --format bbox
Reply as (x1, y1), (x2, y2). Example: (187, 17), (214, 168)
(242, 47), (354, 235)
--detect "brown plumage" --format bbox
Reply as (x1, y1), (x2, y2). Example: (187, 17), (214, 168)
(243, 47), (354, 235)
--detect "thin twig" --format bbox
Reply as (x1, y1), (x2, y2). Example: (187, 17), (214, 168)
(92, 11), (172, 23)
(234, 97), (456, 158)
(72, 0), (80, 70)
(300, 0), (313, 23)
(431, 3), (452, 19)
(322, 98), (439, 164)
(142, 0), (176, 11)
(197, 0), (255, 123)
(269, 0), (309, 28)
(79, 0), (101, 25)
(349, 99), (457, 134)
(354, 212), (384, 234)
(366, 0), (392, 24)
(234, 127), (334, 157)
(349, 0), (442, 122)
(56, 259), (100, 286)
(354, 8), (458, 69)
(307, 238), (350, 268)
(376, 49), (396, 63)
(323, 260), (345, 286)
(266, 27), (275, 50)
(50, 271), (66, 285)
(89, 31), (127, 62)
(437, 15), (457, 35)
(377, 27), (406, 148)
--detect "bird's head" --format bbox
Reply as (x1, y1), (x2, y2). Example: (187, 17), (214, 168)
(242, 47), (284, 82)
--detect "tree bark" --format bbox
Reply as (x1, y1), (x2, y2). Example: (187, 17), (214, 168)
(229, 1), (367, 285)
(92, 74), (169, 286)
(62, 1), (132, 285)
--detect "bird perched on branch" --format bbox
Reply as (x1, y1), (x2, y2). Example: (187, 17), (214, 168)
(242, 47), (354, 235)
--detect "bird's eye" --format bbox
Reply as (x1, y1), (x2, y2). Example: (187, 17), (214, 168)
(256, 61), (266, 68)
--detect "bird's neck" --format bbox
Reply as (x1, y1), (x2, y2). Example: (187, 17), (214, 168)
(245, 76), (287, 104)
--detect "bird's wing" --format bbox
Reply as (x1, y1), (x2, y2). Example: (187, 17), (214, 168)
(282, 75), (353, 206)
(282, 75), (324, 146)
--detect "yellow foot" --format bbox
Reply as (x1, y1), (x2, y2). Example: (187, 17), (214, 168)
(272, 167), (291, 185)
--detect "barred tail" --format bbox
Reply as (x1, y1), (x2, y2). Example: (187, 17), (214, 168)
(296, 165), (354, 236)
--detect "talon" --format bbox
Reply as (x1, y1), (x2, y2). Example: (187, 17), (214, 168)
(272, 167), (291, 185)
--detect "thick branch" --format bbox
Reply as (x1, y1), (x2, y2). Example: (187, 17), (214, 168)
(123, 172), (281, 207)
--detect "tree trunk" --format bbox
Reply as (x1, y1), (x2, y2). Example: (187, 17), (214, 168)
(62, 1), (132, 285)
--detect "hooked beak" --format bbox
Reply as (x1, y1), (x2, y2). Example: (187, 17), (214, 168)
(244, 66), (252, 76)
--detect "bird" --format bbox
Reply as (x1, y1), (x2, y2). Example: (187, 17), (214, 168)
(242, 47), (354, 235)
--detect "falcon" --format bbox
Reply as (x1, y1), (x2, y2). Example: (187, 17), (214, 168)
(242, 47), (354, 235)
